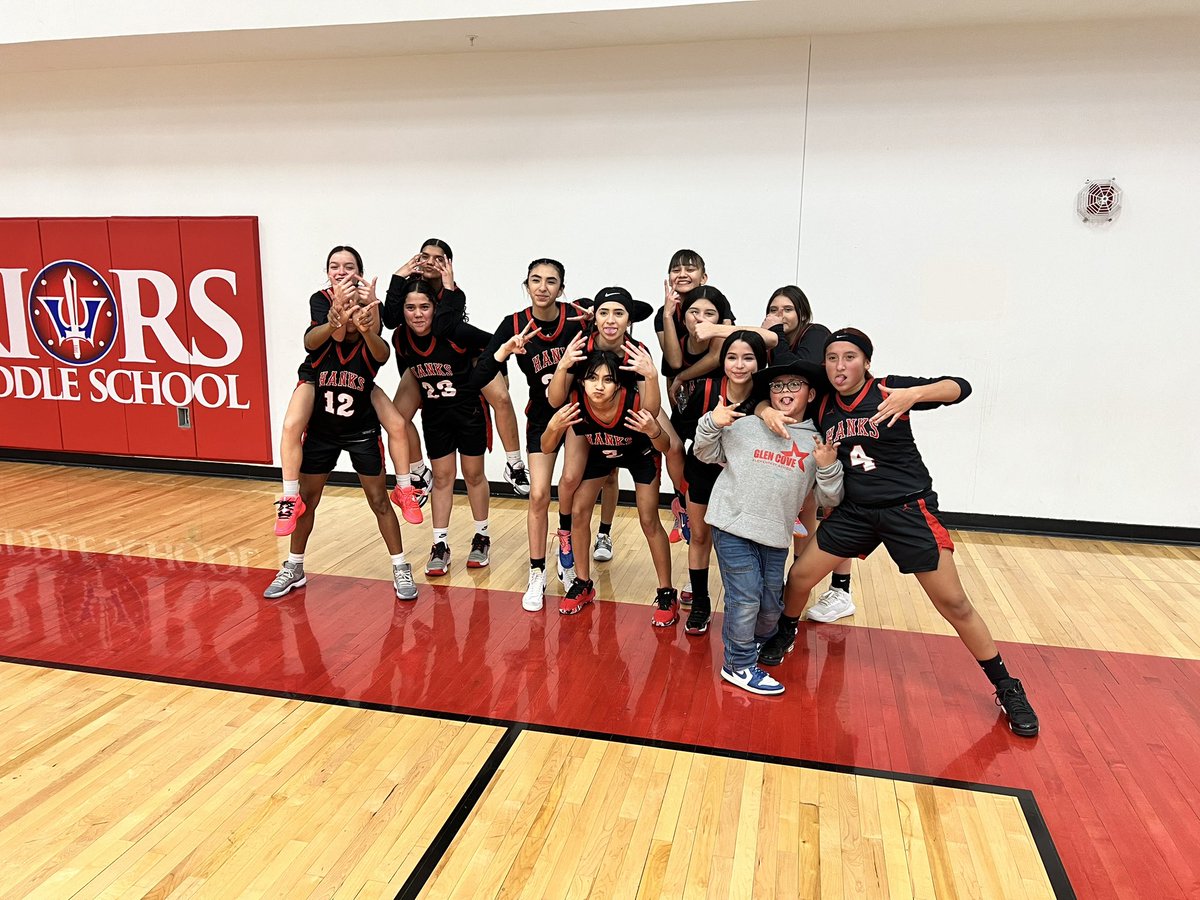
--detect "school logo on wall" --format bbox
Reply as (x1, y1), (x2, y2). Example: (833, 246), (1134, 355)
(0, 216), (271, 463)
(28, 260), (119, 366)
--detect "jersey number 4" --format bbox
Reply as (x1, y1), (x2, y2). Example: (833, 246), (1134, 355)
(849, 445), (877, 471)
(323, 392), (355, 417)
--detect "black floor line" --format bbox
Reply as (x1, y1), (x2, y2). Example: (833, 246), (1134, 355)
(393, 722), (526, 900)
(0, 653), (1075, 899)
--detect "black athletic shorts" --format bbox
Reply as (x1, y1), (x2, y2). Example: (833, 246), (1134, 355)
(422, 401), (489, 459)
(816, 491), (954, 574)
(301, 428), (384, 477)
(527, 406), (563, 455)
(297, 360), (315, 384)
(582, 447), (661, 486)
(683, 452), (722, 506)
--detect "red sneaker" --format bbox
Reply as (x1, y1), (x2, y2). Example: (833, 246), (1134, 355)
(651, 588), (679, 627)
(559, 579), (595, 615)
(390, 484), (424, 525)
(273, 495), (306, 536)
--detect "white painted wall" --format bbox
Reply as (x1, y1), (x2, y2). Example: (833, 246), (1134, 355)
(1, 18), (1196, 526)
(799, 19), (1200, 527)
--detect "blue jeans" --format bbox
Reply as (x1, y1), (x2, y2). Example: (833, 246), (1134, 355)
(712, 528), (789, 671)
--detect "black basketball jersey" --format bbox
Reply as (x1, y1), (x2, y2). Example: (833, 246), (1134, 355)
(308, 335), (381, 436)
(668, 332), (712, 408)
(770, 322), (832, 366)
(393, 326), (490, 409)
(816, 375), (967, 506)
(676, 376), (758, 444)
(570, 384), (653, 463)
(477, 304), (585, 417)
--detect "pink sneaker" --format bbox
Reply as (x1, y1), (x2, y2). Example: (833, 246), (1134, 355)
(274, 495), (306, 536)
(391, 484), (424, 525)
(669, 496), (685, 544)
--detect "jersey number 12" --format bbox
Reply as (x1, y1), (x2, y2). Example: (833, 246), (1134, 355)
(324, 392), (355, 417)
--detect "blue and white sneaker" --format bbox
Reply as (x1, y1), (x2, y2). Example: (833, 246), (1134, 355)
(720, 665), (785, 696)
(556, 528), (575, 570)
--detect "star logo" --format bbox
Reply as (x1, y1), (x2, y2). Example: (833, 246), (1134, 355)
(28, 260), (119, 366)
(782, 440), (810, 471)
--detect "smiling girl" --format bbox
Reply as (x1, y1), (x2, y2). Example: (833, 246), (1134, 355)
(273, 246), (421, 536)
(760, 328), (1039, 737)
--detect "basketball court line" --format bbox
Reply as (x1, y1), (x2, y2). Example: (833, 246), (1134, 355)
(0, 655), (1072, 900)
(4, 541), (1200, 896)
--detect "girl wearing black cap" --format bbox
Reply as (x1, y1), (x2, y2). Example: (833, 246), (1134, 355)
(760, 327), (1039, 737)
(692, 348), (844, 695)
(546, 288), (683, 624)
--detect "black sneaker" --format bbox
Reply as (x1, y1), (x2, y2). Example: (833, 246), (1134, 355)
(684, 605), (711, 635)
(995, 678), (1039, 738)
(757, 619), (798, 666)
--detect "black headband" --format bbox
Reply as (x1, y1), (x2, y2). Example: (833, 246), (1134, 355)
(825, 330), (873, 360)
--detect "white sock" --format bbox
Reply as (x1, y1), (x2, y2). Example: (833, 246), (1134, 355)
(474, 520), (489, 536)
(410, 461), (428, 475)
(394, 473), (411, 488)
(433, 528), (449, 545)
(506, 451), (523, 468)
(283, 480), (300, 496)
(390, 552), (407, 566)
(287, 552), (304, 566)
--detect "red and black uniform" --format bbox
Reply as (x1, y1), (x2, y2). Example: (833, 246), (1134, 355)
(666, 332), (711, 417)
(393, 323), (493, 459)
(471, 303), (585, 452)
(296, 288), (336, 382)
(676, 376), (759, 505)
(814, 375), (972, 574)
(571, 384), (661, 485)
(769, 322), (832, 366)
(302, 335), (385, 476)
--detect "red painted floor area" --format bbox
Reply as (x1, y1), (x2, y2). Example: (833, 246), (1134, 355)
(2, 544), (1199, 899)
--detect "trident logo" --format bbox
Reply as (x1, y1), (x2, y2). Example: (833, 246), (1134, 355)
(28, 260), (119, 366)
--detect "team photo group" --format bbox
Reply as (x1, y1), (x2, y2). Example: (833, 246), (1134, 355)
(263, 238), (1038, 738)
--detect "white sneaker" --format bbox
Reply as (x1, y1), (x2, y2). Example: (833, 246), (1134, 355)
(557, 560), (576, 592)
(592, 532), (613, 561)
(393, 562), (418, 602)
(806, 587), (855, 623)
(522, 567), (546, 611)
(264, 561), (305, 599)
(504, 461), (531, 496)
(720, 665), (785, 696)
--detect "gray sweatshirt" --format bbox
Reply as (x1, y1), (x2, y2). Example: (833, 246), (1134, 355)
(693, 413), (844, 549)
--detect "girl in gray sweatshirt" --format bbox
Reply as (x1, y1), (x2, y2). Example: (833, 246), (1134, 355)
(692, 350), (844, 696)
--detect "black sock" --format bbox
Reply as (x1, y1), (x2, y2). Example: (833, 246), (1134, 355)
(978, 654), (1012, 686)
(530, 557), (546, 571)
(558, 513), (572, 532)
(831, 572), (851, 592)
(688, 567), (709, 600)
(780, 613), (801, 631)
(598, 521), (612, 536)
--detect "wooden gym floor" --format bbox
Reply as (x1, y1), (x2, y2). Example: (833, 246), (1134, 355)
(1, 462), (1198, 898)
